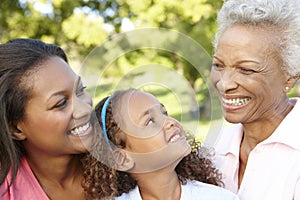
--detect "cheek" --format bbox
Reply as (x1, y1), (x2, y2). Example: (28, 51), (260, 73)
(128, 135), (165, 153)
(250, 75), (279, 92)
(210, 69), (220, 85)
(32, 112), (71, 133)
(124, 123), (164, 138)
(83, 92), (93, 106)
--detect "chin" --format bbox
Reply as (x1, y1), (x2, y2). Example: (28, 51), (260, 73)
(179, 143), (192, 159)
(224, 114), (244, 124)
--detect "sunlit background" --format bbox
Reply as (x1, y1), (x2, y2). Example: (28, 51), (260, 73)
(1, 0), (299, 141)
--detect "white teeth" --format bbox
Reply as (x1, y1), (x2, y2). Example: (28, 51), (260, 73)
(169, 134), (181, 143)
(223, 97), (250, 106)
(70, 123), (90, 135)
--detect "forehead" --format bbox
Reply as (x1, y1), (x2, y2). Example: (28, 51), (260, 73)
(123, 91), (160, 113)
(218, 25), (278, 53)
(114, 91), (160, 123)
(28, 57), (77, 98)
(221, 24), (277, 42)
(112, 91), (162, 136)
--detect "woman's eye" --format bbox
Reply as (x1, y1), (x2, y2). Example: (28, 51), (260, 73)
(77, 86), (87, 95)
(239, 67), (256, 74)
(54, 99), (67, 109)
(212, 63), (224, 70)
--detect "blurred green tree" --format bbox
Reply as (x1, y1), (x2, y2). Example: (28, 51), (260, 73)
(0, 0), (223, 119)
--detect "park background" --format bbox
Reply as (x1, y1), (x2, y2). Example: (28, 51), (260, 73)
(1, 0), (299, 142)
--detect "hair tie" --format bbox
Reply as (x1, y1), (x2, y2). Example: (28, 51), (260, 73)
(101, 96), (111, 142)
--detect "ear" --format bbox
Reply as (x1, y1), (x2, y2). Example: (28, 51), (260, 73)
(284, 74), (300, 93)
(112, 148), (134, 171)
(11, 122), (27, 141)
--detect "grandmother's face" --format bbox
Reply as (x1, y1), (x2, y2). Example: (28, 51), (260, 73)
(210, 24), (291, 123)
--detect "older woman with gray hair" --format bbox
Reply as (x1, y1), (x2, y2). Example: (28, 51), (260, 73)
(210, 0), (300, 199)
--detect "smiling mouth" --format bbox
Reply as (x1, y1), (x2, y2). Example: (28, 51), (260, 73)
(70, 122), (90, 135)
(222, 97), (251, 106)
(168, 133), (182, 143)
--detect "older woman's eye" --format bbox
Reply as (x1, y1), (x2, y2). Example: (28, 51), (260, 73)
(212, 63), (224, 70)
(239, 67), (257, 74)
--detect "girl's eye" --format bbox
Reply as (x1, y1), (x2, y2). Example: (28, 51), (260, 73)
(54, 99), (67, 109)
(146, 118), (154, 126)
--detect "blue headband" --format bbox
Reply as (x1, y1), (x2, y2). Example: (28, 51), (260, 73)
(101, 96), (111, 142)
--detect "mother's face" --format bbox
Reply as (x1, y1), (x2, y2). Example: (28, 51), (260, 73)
(210, 24), (294, 124)
(15, 57), (94, 157)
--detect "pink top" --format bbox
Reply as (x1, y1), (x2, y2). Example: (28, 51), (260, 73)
(212, 98), (300, 200)
(0, 157), (49, 200)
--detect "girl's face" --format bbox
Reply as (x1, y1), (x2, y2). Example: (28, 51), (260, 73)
(210, 24), (292, 124)
(16, 57), (94, 157)
(115, 91), (190, 156)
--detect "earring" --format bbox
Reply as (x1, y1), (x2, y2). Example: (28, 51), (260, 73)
(285, 86), (289, 91)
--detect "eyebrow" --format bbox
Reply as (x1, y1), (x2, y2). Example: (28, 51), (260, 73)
(138, 103), (165, 120)
(213, 56), (261, 65)
(47, 90), (66, 103)
(47, 76), (81, 103)
(212, 56), (223, 62)
(236, 60), (261, 64)
(138, 109), (150, 121)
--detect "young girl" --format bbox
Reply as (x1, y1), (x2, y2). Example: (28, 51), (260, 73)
(81, 89), (239, 200)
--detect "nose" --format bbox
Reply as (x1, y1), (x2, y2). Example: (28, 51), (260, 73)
(72, 95), (92, 119)
(215, 69), (238, 93)
(163, 117), (176, 131)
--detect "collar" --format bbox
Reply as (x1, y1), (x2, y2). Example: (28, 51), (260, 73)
(213, 123), (243, 157)
(213, 98), (300, 155)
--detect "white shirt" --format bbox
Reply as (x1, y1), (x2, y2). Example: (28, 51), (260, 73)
(115, 180), (239, 200)
(213, 98), (300, 200)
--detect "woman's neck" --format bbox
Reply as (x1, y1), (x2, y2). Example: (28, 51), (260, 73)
(242, 98), (295, 148)
(238, 98), (296, 187)
(132, 169), (182, 200)
(26, 154), (84, 199)
(26, 154), (82, 184)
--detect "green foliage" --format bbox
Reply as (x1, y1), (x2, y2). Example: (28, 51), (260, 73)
(0, 0), (223, 123)
(62, 10), (107, 47)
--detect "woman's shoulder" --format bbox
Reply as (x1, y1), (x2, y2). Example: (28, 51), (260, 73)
(182, 180), (239, 200)
(0, 157), (49, 200)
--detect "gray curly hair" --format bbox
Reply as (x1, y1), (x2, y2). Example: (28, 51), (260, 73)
(213, 0), (300, 76)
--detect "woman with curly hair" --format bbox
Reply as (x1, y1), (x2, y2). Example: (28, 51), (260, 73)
(82, 89), (239, 200)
